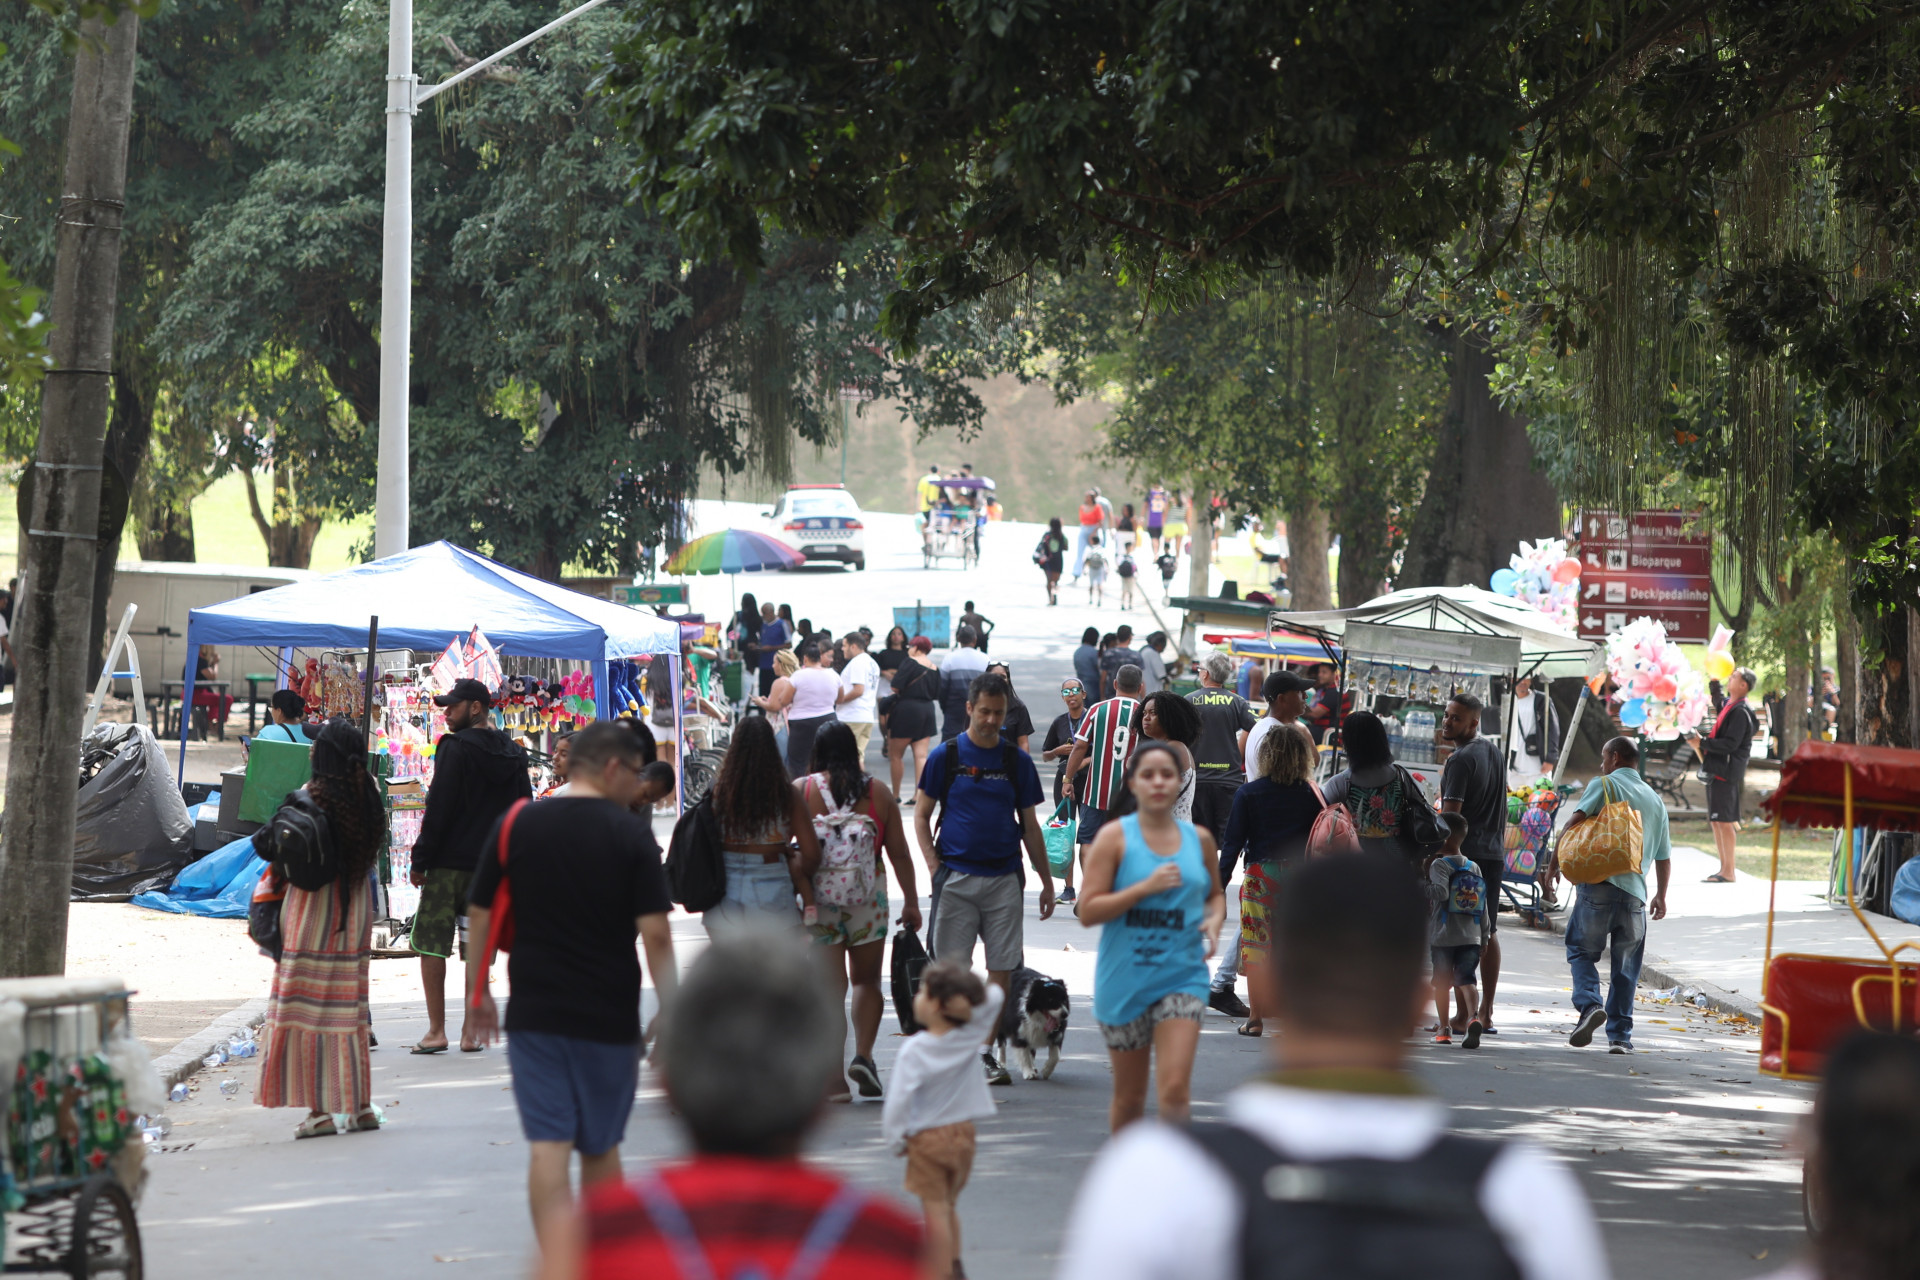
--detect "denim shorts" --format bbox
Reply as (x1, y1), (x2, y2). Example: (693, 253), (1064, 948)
(702, 853), (801, 937)
(1431, 944), (1482, 989)
(507, 1029), (640, 1155)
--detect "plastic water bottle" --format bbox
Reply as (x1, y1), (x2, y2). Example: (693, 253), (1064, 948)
(227, 1032), (257, 1059)
(218, 1078), (240, 1097)
(169, 1081), (190, 1103)
(1387, 716), (1405, 760)
(202, 1047), (227, 1069)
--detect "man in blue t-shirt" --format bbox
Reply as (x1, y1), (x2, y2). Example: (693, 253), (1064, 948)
(914, 670), (1054, 1085)
(1556, 736), (1672, 1054)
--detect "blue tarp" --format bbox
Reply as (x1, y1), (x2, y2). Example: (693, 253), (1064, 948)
(130, 833), (264, 920)
(179, 540), (682, 776)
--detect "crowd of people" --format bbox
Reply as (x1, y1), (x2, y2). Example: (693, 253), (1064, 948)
(1035, 484), (1189, 608)
(234, 589), (1910, 1280)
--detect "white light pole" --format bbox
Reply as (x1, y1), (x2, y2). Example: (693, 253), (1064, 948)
(374, 0), (620, 559)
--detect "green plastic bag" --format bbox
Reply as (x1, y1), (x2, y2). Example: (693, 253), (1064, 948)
(1043, 797), (1078, 875)
(240, 737), (314, 823)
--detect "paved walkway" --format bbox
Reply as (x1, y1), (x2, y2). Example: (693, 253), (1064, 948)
(136, 857), (1813, 1280)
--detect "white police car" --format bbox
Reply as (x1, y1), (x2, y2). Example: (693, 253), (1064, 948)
(765, 484), (866, 570)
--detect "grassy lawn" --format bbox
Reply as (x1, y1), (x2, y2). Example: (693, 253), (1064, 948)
(0, 474), (374, 579)
(1672, 818), (1835, 880)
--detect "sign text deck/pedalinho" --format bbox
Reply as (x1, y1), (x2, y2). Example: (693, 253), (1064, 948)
(1574, 510), (1712, 644)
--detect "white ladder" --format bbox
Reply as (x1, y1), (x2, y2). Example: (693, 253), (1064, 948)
(81, 603), (146, 737)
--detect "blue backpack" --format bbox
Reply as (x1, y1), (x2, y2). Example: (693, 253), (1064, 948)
(1447, 859), (1486, 918)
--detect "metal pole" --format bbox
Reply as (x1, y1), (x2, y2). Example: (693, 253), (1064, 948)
(376, 0), (415, 560)
(374, 0), (626, 559)
(362, 616), (381, 737)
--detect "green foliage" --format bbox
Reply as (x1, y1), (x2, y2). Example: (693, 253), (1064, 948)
(600, 0), (1542, 348)
(1028, 268), (1445, 597)
(6, 0), (1006, 574)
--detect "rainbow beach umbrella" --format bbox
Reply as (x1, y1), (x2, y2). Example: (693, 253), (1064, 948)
(665, 528), (803, 575)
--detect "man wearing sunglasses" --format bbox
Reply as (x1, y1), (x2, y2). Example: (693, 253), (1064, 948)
(1040, 679), (1092, 903)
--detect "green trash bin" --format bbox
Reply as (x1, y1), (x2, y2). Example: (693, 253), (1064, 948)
(721, 659), (743, 702)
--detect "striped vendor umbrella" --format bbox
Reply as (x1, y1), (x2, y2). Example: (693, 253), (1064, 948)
(664, 529), (804, 633)
(665, 528), (803, 575)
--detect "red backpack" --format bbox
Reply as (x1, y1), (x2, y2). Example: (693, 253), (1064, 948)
(1306, 781), (1360, 857)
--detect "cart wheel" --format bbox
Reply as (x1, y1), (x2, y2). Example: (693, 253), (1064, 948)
(1802, 1160), (1824, 1239)
(68, 1173), (141, 1279)
(682, 755), (717, 805)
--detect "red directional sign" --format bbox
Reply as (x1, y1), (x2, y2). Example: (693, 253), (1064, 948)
(1574, 510), (1714, 644)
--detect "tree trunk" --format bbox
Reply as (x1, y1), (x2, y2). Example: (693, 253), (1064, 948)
(242, 460), (321, 569)
(88, 358), (157, 673)
(1834, 577), (1859, 744)
(1401, 325), (1561, 589)
(1859, 610), (1911, 748)
(136, 497), (195, 560)
(1179, 495), (1213, 656)
(1336, 509), (1388, 608)
(0, 10), (141, 978)
(1288, 494), (1333, 610)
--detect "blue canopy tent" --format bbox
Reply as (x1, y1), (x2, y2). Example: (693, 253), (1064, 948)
(177, 541), (681, 777)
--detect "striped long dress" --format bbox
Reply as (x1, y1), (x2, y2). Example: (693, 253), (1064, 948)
(257, 874), (372, 1113)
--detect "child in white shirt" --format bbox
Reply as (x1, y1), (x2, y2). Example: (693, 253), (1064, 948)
(881, 961), (1006, 1280)
(1084, 534), (1109, 607)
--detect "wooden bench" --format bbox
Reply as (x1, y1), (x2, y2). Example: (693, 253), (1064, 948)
(1640, 737), (1698, 810)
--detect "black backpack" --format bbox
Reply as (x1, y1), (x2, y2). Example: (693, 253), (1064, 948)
(258, 788), (340, 891)
(889, 926), (931, 1033)
(665, 793), (727, 912)
(1185, 1124), (1522, 1280)
(931, 736), (1023, 855)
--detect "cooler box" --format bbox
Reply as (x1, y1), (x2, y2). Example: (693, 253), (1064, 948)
(239, 737), (313, 823)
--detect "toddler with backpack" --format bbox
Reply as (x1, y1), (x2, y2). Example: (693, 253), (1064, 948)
(1427, 813), (1488, 1048)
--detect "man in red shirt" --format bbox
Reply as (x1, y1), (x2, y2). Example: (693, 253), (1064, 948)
(540, 934), (924, 1280)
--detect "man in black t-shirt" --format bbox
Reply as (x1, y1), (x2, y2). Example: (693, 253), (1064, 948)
(1439, 693), (1507, 1034)
(1189, 652), (1256, 1017)
(467, 721), (677, 1240)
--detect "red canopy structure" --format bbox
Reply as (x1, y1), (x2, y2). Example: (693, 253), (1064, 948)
(1760, 741), (1920, 833)
(1756, 740), (1920, 1079)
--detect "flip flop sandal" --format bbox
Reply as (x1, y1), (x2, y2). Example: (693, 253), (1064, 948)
(1236, 1022), (1264, 1037)
(349, 1107), (383, 1132)
(409, 1042), (449, 1055)
(295, 1113), (339, 1139)
(460, 1044), (486, 1053)
(1703, 874), (1733, 883)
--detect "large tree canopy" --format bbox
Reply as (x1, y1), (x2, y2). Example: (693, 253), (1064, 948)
(5, 0), (1007, 583)
(599, 2), (1918, 344)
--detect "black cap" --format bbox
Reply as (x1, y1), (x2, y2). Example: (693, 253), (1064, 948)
(433, 677), (493, 708)
(1262, 671), (1312, 700)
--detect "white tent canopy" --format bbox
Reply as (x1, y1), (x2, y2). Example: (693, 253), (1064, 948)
(1271, 585), (1602, 680)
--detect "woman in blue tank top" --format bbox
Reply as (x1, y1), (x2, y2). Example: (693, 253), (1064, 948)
(1078, 740), (1226, 1131)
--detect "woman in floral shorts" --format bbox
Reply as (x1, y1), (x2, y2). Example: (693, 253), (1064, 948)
(799, 722), (923, 1101)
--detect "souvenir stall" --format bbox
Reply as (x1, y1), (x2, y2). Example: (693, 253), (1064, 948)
(176, 542), (681, 933)
(1273, 586), (1602, 921)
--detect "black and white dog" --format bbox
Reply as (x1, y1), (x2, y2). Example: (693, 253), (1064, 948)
(996, 966), (1070, 1080)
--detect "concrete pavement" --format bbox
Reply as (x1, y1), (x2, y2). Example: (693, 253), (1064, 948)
(137, 870), (1812, 1280)
(87, 497), (1835, 1277)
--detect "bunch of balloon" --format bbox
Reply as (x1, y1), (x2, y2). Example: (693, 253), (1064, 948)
(1604, 616), (1715, 738)
(1488, 538), (1584, 632)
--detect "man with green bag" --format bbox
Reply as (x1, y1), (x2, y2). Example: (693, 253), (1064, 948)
(1554, 737), (1671, 1054)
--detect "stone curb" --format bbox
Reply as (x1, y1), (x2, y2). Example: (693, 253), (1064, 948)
(151, 996), (268, 1089)
(1529, 903), (1766, 1024)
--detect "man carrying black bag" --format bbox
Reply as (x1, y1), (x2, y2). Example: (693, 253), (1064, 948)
(1056, 855), (1607, 1280)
